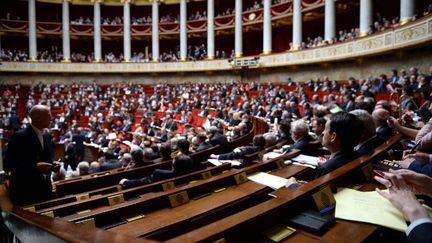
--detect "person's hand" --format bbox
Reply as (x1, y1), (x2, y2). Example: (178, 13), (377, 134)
(119, 178), (129, 185)
(375, 172), (429, 222)
(386, 116), (399, 129)
(390, 169), (432, 196)
(285, 177), (307, 188)
(51, 161), (61, 173)
(394, 158), (415, 169)
(36, 162), (53, 174)
(286, 177), (298, 188)
(403, 151), (430, 163)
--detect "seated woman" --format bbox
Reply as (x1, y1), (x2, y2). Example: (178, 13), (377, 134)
(210, 134), (266, 161)
(119, 154), (193, 189)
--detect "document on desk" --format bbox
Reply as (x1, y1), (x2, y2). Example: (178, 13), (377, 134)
(291, 154), (320, 167)
(208, 159), (242, 167)
(334, 188), (407, 232)
(248, 172), (288, 190)
(263, 151), (285, 160)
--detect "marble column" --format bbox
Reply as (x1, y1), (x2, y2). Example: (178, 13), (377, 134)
(292, 0), (302, 50)
(62, 0), (71, 62)
(93, 0), (102, 62)
(123, 0), (131, 62)
(152, 0), (160, 62)
(28, 0), (37, 61)
(180, 0), (187, 61)
(359, 0), (372, 37)
(400, 0), (415, 25)
(207, 0), (215, 59)
(262, 0), (272, 54)
(234, 0), (243, 57)
(324, 0), (335, 41)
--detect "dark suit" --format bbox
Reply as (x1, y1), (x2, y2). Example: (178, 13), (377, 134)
(290, 135), (316, 153)
(408, 160), (432, 177)
(99, 159), (122, 171)
(315, 151), (360, 177)
(209, 132), (229, 150)
(122, 168), (178, 189)
(72, 132), (86, 162)
(376, 125), (393, 141)
(407, 222), (432, 243)
(218, 145), (261, 160)
(4, 125), (54, 205)
(355, 136), (385, 155)
(196, 141), (213, 151)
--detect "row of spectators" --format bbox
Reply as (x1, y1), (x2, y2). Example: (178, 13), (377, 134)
(3, 4), (431, 63)
(299, 9), (432, 51)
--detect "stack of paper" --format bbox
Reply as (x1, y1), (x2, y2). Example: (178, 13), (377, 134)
(334, 188), (407, 232)
(291, 154), (320, 168)
(247, 172), (288, 190)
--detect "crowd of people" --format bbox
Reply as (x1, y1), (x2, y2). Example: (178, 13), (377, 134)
(1, 64), (432, 241)
(2, 5), (431, 62)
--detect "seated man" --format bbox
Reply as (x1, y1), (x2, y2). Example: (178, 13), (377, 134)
(372, 108), (393, 141)
(286, 112), (363, 188)
(119, 154), (193, 189)
(193, 133), (213, 152)
(210, 134), (266, 161)
(350, 109), (384, 155)
(285, 119), (316, 153)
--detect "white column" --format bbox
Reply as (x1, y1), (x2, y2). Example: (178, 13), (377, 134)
(400, 0), (415, 25)
(207, 0), (215, 59)
(292, 0), (302, 50)
(324, 0), (335, 41)
(62, 0), (71, 62)
(359, 0), (372, 37)
(180, 0), (187, 61)
(123, 0), (131, 62)
(263, 0), (272, 54)
(93, 0), (102, 62)
(28, 0), (37, 61)
(152, 0), (160, 62)
(234, 0), (242, 57)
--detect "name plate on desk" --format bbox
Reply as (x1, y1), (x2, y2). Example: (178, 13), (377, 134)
(23, 206), (36, 212)
(126, 214), (144, 222)
(201, 171), (212, 179)
(108, 194), (125, 206)
(168, 191), (190, 208)
(116, 185), (123, 191)
(312, 185), (336, 212)
(234, 172), (248, 184)
(162, 181), (175, 191)
(76, 193), (90, 202)
(75, 218), (96, 228)
(41, 211), (54, 218)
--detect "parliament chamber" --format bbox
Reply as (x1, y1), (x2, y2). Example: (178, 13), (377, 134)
(1, 0), (432, 242)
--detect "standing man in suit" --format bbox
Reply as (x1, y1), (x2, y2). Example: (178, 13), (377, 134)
(4, 105), (60, 206)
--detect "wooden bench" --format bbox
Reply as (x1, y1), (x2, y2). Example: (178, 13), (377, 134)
(36, 162), (232, 217)
(58, 150), (301, 229)
(166, 134), (402, 242)
(108, 162), (308, 240)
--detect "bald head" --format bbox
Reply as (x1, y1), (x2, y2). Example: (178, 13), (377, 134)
(30, 105), (51, 129)
(372, 108), (390, 127)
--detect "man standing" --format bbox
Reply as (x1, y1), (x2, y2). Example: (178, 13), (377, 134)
(5, 105), (60, 206)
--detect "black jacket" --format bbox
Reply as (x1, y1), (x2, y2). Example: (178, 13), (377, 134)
(5, 125), (54, 205)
